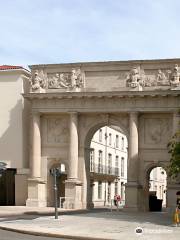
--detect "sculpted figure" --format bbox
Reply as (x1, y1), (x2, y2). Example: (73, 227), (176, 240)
(156, 69), (168, 86)
(30, 70), (46, 92)
(126, 67), (143, 90)
(59, 73), (69, 88)
(48, 73), (69, 89)
(70, 68), (84, 89)
(48, 73), (59, 88)
(170, 64), (180, 87)
(71, 69), (77, 87)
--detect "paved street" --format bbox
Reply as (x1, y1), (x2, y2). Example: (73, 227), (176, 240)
(0, 207), (180, 240)
(0, 229), (70, 240)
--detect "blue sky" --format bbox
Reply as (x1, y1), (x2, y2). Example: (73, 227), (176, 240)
(0, 0), (180, 66)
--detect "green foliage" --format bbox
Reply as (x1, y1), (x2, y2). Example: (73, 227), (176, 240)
(167, 127), (180, 179)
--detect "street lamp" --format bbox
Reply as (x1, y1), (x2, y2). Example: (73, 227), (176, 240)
(0, 162), (7, 177)
(50, 164), (65, 219)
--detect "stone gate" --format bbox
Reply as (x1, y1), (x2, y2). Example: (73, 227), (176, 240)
(24, 58), (180, 211)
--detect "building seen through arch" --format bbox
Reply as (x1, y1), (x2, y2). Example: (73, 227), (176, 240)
(90, 126), (127, 206)
(149, 167), (167, 208)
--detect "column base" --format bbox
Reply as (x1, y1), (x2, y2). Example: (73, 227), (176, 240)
(86, 202), (94, 209)
(167, 184), (179, 213)
(64, 179), (82, 209)
(26, 178), (47, 207)
(124, 182), (143, 211)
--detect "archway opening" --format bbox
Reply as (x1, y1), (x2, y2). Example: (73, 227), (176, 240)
(88, 125), (128, 208)
(47, 161), (67, 207)
(148, 167), (167, 211)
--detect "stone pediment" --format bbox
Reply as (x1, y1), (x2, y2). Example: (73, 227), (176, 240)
(28, 59), (180, 93)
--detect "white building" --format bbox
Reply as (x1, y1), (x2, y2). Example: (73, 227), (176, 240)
(149, 167), (167, 206)
(0, 65), (30, 206)
(90, 126), (128, 207)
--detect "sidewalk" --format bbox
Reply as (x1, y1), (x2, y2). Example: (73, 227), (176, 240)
(0, 206), (180, 240)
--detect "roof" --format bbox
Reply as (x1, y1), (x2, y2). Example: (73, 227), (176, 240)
(0, 65), (23, 70)
(0, 65), (30, 75)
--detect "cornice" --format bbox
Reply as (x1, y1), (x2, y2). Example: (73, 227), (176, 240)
(29, 58), (180, 70)
(23, 90), (180, 100)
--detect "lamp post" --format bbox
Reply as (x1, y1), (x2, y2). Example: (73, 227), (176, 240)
(0, 162), (7, 177)
(50, 164), (65, 219)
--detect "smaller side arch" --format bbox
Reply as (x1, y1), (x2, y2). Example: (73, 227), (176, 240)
(143, 162), (168, 211)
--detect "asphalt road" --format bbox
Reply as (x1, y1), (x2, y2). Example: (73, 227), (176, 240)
(0, 229), (71, 240)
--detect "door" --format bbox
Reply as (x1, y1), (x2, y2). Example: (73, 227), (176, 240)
(0, 169), (16, 206)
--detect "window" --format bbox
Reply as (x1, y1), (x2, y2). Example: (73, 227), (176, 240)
(121, 157), (124, 177)
(121, 137), (125, 151)
(115, 156), (119, 175)
(98, 150), (103, 173)
(108, 182), (111, 202)
(90, 149), (94, 172)
(115, 156), (119, 168)
(115, 182), (118, 195)
(116, 135), (119, 148)
(121, 182), (124, 200)
(98, 181), (102, 199)
(109, 133), (112, 145)
(108, 153), (112, 174)
(99, 129), (102, 142)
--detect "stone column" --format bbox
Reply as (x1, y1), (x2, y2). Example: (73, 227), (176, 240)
(167, 111), (180, 212)
(26, 111), (46, 207)
(125, 112), (142, 211)
(64, 112), (82, 209)
(128, 112), (139, 182)
(69, 112), (78, 179)
(31, 112), (41, 178)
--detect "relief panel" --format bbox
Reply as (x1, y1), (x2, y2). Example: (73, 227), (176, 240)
(140, 115), (172, 149)
(47, 118), (69, 144)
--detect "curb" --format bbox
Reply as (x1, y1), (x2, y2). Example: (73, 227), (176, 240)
(0, 225), (111, 240)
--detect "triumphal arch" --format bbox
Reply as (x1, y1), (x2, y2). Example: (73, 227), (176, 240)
(24, 59), (180, 211)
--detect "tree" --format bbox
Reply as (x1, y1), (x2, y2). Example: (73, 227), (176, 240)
(167, 123), (180, 179)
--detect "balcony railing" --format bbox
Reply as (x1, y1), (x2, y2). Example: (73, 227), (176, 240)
(90, 163), (119, 176)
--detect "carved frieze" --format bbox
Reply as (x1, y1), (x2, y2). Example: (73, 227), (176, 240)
(30, 63), (180, 93)
(48, 73), (69, 89)
(47, 118), (69, 144)
(125, 64), (180, 89)
(47, 68), (85, 90)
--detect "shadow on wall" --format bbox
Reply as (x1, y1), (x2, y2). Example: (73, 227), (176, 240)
(0, 99), (29, 169)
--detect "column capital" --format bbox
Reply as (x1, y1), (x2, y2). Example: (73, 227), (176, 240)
(68, 111), (78, 114)
(31, 110), (41, 117)
(129, 111), (139, 117)
(173, 111), (180, 117)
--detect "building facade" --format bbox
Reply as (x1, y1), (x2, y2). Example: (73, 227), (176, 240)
(0, 65), (30, 206)
(90, 126), (127, 206)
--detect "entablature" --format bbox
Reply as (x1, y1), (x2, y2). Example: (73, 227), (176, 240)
(23, 90), (180, 114)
